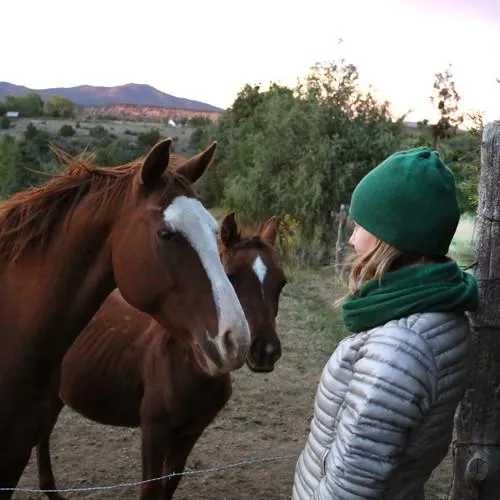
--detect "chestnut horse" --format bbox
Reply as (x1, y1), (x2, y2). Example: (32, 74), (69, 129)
(0, 140), (251, 498)
(35, 212), (286, 500)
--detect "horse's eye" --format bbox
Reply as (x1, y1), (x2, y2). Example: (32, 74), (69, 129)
(157, 229), (176, 241)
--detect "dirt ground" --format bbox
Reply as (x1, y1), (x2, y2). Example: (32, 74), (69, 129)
(15, 269), (453, 500)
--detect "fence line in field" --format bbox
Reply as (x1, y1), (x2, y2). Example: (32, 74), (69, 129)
(0, 453), (299, 495)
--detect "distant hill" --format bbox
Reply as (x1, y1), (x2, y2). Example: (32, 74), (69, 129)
(0, 82), (224, 113)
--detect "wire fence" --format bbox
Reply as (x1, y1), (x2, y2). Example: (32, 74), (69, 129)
(0, 453), (299, 495)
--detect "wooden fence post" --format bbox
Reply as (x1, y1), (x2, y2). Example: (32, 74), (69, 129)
(334, 204), (349, 280)
(449, 120), (500, 499)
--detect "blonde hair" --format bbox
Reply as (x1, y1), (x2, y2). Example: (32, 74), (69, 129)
(335, 239), (435, 308)
(347, 239), (403, 294)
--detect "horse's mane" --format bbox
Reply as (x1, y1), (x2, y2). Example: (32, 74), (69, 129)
(0, 147), (190, 262)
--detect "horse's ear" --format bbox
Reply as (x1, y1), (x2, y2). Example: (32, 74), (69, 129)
(140, 138), (172, 187)
(220, 211), (241, 248)
(175, 141), (217, 184)
(260, 216), (278, 246)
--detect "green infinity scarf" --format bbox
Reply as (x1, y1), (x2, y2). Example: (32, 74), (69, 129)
(341, 260), (478, 333)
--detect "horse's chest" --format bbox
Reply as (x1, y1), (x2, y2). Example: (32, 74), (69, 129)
(181, 377), (230, 416)
(144, 374), (230, 431)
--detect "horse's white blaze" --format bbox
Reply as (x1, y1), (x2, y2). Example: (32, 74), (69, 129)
(252, 255), (267, 285)
(252, 255), (267, 298)
(163, 196), (250, 357)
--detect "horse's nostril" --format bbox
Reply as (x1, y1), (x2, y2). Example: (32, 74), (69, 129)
(222, 329), (237, 359)
(264, 343), (275, 356)
(250, 339), (281, 363)
(251, 339), (261, 351)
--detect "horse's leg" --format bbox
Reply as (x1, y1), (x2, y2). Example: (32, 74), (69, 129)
(159, 431), (203, 500)
(0, 364), (69, 500)
(140, 423), (171, 500)
(36, 395), (66, 500)
(0, 404), (50, 500)
(0, 452), (32, 500)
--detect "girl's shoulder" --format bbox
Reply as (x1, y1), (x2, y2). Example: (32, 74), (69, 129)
(364, 311), (470, 370)
(382, 311), (471, 338)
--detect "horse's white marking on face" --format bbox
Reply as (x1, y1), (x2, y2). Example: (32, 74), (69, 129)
(162, 196), (250, 356)
(252, 255), (267, 288)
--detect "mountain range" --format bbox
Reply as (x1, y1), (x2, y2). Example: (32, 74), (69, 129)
(0, 82), (224, 113)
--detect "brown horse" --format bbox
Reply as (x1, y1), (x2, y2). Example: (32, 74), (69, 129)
(0, 140), (251, 498)
(35, 212), (286, 500)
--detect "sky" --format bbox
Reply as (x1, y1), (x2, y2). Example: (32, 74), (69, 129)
(3, 0), (500, 123)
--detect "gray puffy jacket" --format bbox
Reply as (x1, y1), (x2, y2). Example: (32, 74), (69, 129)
(292, 311), (471, 500)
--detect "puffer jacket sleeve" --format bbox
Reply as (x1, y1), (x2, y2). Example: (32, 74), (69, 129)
(313, 325), (437, 500)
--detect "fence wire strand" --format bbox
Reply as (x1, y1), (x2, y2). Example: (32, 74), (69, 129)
(0, 453), (299, 494)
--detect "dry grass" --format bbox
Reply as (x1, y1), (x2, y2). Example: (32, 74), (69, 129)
(0, 117), (194, 146)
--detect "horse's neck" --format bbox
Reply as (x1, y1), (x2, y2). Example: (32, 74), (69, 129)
(151, 328), (202, 377)
(1, 205), (117, 360)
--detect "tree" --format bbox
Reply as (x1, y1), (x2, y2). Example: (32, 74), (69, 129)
(224, 84), (266, 128)
(429, 64), (463, 149)
(439, 133), (480, 214)
(189, 128), (204, 151)
(24, 122), (39, 140)
(3, 93), (44, 117)
(0, 138), (17, 197)
(187, 116), (211, 127)
(137, 128), (161, 149)
(88, 125), (109, 139)
(0, 115), (10, 130)
(200, 58), (405, 264)
(59, 124), (75, 137)
(15, 123), (55, 190)
(46, 95), (75, 118)
(466, 110), (484, 138)
(413, 69), (480, 215)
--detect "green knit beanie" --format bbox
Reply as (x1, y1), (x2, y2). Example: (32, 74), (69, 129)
(349, 147), (460, 256)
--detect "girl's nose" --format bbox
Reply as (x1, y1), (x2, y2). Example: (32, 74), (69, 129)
(348, 231), (355, 247)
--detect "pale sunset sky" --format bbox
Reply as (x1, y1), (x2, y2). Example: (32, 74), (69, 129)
(3, 0), (500, 123)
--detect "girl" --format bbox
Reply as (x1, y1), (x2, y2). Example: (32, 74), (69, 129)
(292, 147), (478, 499)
